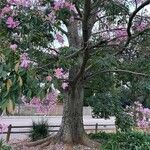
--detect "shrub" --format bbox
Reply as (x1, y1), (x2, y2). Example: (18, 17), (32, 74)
(90, 131), (150, 150)
(29, 119), (49, 141)
(115, 112), (135, 132)
(0, 139), (12, 150)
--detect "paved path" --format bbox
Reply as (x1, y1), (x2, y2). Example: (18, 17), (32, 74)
(0, 116), (115, 141)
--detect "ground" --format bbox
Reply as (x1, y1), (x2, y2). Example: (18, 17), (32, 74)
(10, 138), (99, 150)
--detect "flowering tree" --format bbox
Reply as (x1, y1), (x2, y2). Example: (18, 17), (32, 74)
(0, 0), (150, 149)
(126, 101), (150, 128)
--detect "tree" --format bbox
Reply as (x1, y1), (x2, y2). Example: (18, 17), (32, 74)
(0, 0), (150, 149)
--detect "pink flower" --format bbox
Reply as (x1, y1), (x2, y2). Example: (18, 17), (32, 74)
(31, 97), (41, 106)
(23, 90), (59, 114)
(143, 108), (150, 115)
(64, 2), (76, 12)
(8, 0), (32, 7)
(137, 119), (148, 128)
(6, 16), (19, 28)
(46, 75), (52, 82)
(62, 72), (69, 79)
(54, 68), (64, 79)
(10, 44), (17, 51)
(55, 33), (64, 44)
(20, 53), (31, 69)
(62, 82), (68, 89)
(0, 5), (12, 17)
(115, 28), (127, 41)
(133, 22), (147, 32)
(54, 0), (65, 11)
(53, 0), (76, 13)
(47, 11), (56, 23)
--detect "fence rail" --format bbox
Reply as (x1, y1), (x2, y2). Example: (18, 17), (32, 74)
(2, 123), (115, 142)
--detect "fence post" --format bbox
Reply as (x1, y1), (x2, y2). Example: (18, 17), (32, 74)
(95, 123), (98, 134)
(6, 124), (12, 142)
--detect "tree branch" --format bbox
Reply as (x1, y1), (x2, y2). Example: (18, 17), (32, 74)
(86, 69), (150, 80)
(73, 1), (82, 19)
(127, 0), (150, 37)
(72, 0), (92, 85)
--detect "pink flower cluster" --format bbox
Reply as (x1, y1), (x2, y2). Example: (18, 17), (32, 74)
(10, 44), (18, 52)
(6, 16), (19, 28)
(126, 101), (150, 128)
(46, 75), (52, 82)
(133, 22), (148, 32)
(54, 68), (69, 89)
(0, 5), (12, 17)
(114, 28), (128, 41)
(136, 105), (150, 128)
(20, 53), (31, 69)
(8, 0), (32, 7)
(53, 0), (76, 12)
(0, 0), (35, 29)
(46, 0), (76, 24)
(47, 11), (56, 24)
(55, 33), (64, 44)
(22, 90), (59, 114)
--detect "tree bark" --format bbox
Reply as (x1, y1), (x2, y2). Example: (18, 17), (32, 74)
(56, 0), (96, 146)
(57, 81), (86, 144)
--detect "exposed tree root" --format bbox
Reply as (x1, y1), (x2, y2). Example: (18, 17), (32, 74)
(25, 135), (57, 147)
(11, 134), (100, 150)
(82, 136), (100, 149)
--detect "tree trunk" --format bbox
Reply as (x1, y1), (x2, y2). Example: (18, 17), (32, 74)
(57, 81), (86, 144)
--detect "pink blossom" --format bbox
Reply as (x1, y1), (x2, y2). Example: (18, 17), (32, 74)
(20, 53), (31, 69)
(143, 108), (150, 114)
(8, 0), (32, 7)
(133, 22), (148, 32)
(54, 0), (65, 11)
(30, 97), (41, 106)
(137, 119), (148, 128)
(114, 28), (127, 41)
(0, 5), (12, 17)
(55, 33), (64, 44)
(23, 90), (59, 114)
(10, 44), (17, 51)
(47, 11), (56, 23)
(45, 90), (58, 111)
(64, 2), (76, 12)
(54, 68), (64, 79)
(53, 0), (76, 13)
(46, 75), (52, 82)
(6, 16), (19, 28)
(62, 72), (69, 79)
(62, 82), (68, 89)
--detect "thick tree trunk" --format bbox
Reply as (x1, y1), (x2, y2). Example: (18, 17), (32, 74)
(57, 81), (86, 144)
